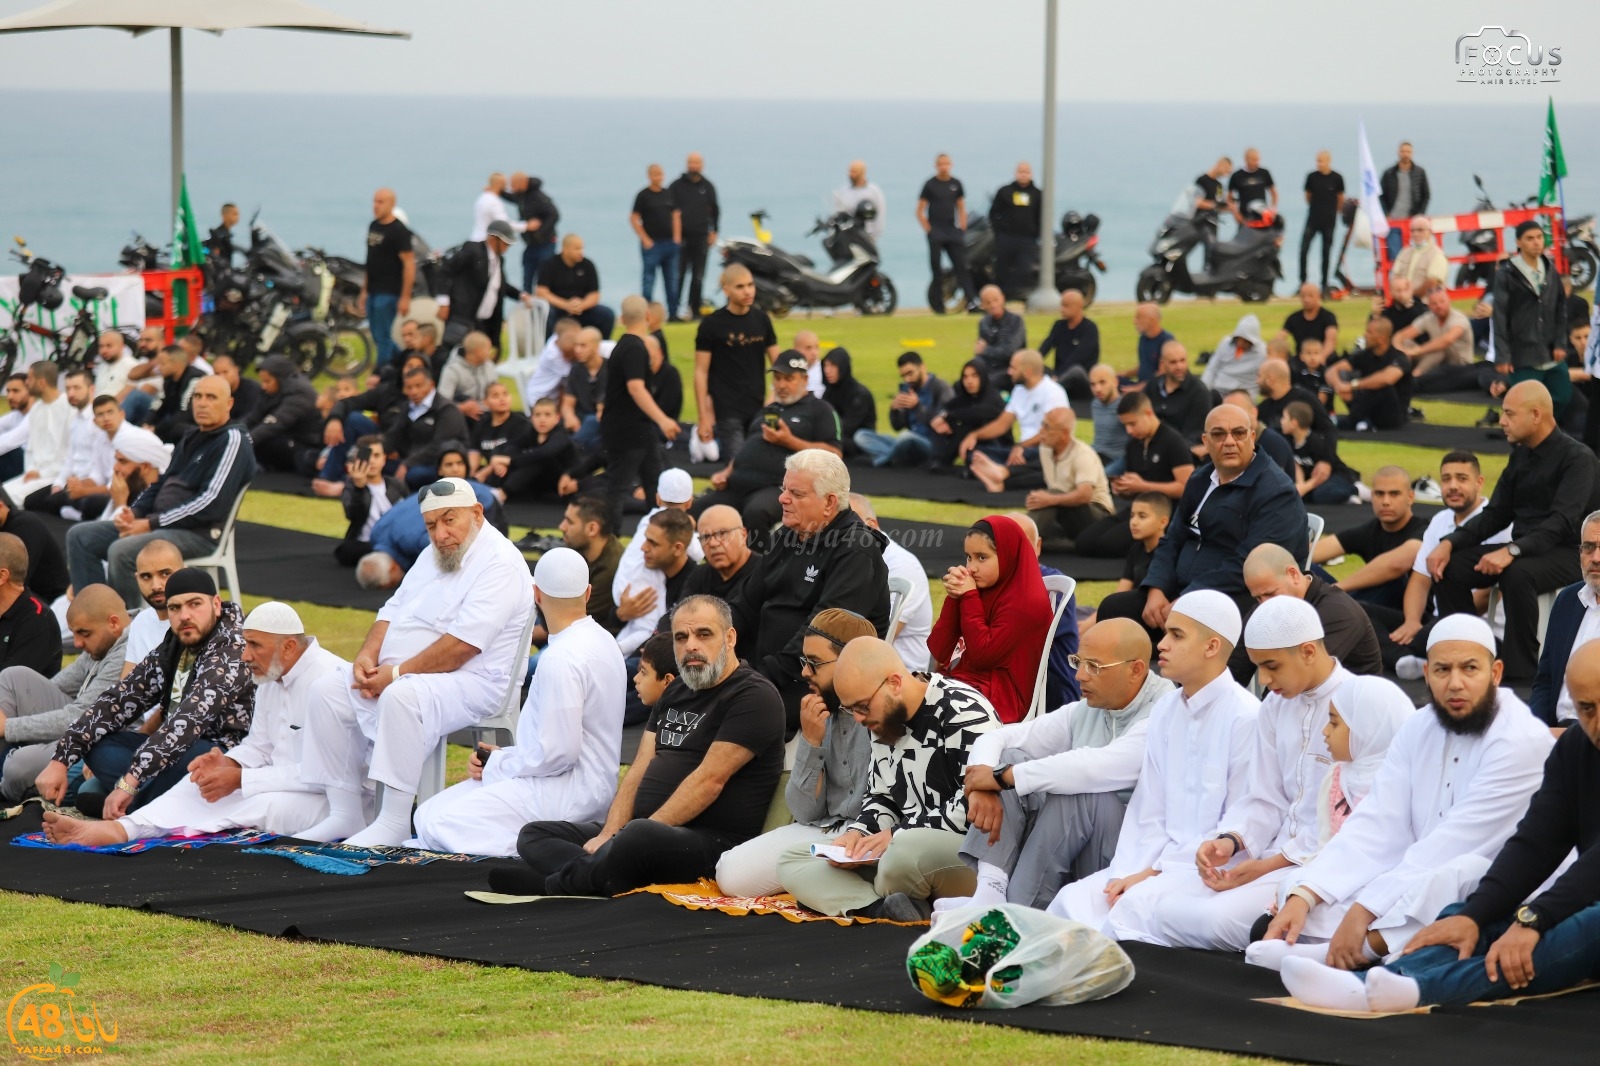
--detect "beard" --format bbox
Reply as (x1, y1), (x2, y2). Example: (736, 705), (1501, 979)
(1430, 687), (1499, 737)
(141, 588), (166, 611)
(251, 650), (286, 684)
(677, 644), (731, 691)
(433, 522), (481, 573)
(125, 470), (148, 499)
(871, 697), (911, 745)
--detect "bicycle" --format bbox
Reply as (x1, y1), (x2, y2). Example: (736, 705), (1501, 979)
(0, 237), (115, 376)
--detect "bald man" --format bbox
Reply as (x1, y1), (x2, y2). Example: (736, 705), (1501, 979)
(1310, 465), (1428, 610)
(0, 584), (129, 801)
(362, 186), (414, 369)
(1256, 357), (1335, 439)
(66, 374), (256, 609)
(949, 619), (1174, 910)
(679, 504), (758, 602)
(670, 152), (719, 320)
(631, 164), (682, 317)
(971, 409), (1112, 549)
(1244, 543), (1383, 675)
(832, 161), (886, 243)
(974, 285), (1026, 380)
(1149, 340), (1214, 448)
(792, 330), (825, 397)
(1427, 381), (1599, 682)
(1326, 315), (1410, 430)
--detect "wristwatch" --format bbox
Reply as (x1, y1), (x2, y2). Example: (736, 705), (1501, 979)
(1515, 904), (1542, 930)
(993, 764), (1015, 790)
(1507, 543), (1522, 559)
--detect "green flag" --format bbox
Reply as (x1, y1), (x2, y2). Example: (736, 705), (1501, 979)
(1538, 96), (1568, 207)
(172, 174), (206, 269)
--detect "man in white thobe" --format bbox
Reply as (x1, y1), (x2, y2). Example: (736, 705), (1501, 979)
(300, 477), (535, 847)
(411, 548), (626, 856)
(1047, 590), (1259, 936)
(1265, 614), (1555, 1007)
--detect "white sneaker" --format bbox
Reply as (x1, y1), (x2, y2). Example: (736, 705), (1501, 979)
(1396, 655), (1426, 681)
(689, 435), (719, 464)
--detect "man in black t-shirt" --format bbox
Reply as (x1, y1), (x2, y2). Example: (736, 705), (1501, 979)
(1327, 316), (1412, 430)
(501, 595), (786, 897)
(631, 164), (682, 320)
(1380, 275), (1427, 335)
(1300, 152), (1345, 292)
(1279, 283), (1340, 356)
(1227, 148), (1277, 222)
(1310, 465), (1429, 610)
(694, 351), (841, 532)
(692, 263), (779, 461)
(1257, 357), (1336, 437)
(535, 234), (616, 338)
(988, 161), (1043, 297)
(1075, 392), (1195, 558)
(601, 297), (682, 530)
(1193, 156), (1232, 263)
(362, 188), (414, 369)
(917, 154), (975, 313)
(670, 152), (720, 322)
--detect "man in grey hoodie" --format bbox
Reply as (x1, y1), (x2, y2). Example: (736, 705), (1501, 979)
(0, 584), (130, 801)
(1202, 314), (1268, 394)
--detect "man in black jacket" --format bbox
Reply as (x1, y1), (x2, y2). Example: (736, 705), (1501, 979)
(1378, 141), (1430, 262)
(385, 365), (468, 490)
(436, 219), (532, 350)
(0, 492), (69, 601)
(670, 153), (720, 321)
(499, 171), (560, 292)
(0, 532), (62, 678)
(1493, 220), (1571, 416)
(989, 162), (1043, 297)
(67, 376), (257, 609)
(1148, 340), (1214, 450)
(147, 345), (204, 444)
(249, 355), (323, 475)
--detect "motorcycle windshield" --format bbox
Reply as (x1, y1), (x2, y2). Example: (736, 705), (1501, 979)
(1169, 187), (1200, 219)
(251, 221), (300, 274)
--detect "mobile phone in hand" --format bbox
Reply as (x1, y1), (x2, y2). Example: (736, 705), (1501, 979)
(474, 744), (494, 765)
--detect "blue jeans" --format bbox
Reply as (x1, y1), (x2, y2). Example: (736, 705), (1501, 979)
(1378, 902), (1600, 1008)
(67, 522), (218, 609)
(84, 730), (221, 812)
(1305, 473), (1357, 505)
(319, 413), (381, 480)
(640, 241), (681, 316)
(853, 428), (934, 468)
(1384, 227), (1403, 264)
(573, 414), (602, 453)
(522, 242), (557, 294)
(368, 292), (400, 368)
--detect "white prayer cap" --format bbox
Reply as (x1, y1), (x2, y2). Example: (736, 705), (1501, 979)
(243, 601), (305, 635)
(1426, 613), (1496, 654)
(533, 547), (589, 598)
(657, 468), (694, 504)
(417, 477), (478, 514)
(114, 427), (172, 473)
(1169, 589), (1242, 648)
(1244, 595), (1324, 650)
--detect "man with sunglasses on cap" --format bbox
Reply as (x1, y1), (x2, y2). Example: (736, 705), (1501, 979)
(715, 608), (879, 897)
(300, 477), (535, 847)
(35, 568), (254, 821)
(43, 601), (346, 846)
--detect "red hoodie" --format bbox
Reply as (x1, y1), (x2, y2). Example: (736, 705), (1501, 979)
(927, 514), (1053, 724)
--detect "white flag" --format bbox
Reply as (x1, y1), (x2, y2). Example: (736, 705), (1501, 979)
(1358, 121), (1390, 239)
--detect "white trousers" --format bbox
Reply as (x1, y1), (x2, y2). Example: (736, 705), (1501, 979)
(301, 666), (497, 795)
(1047, 867), (1168, 936)
(714, 822), (837, 898)
(412, 774), (611, 857)
(121, 776), (328, 838)
(1137, 864), (1290, 950)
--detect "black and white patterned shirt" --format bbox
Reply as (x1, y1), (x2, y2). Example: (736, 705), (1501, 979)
(847, 673), (999, 837)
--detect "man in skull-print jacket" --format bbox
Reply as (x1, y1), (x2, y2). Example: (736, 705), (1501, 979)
(36, 568), (253, 819)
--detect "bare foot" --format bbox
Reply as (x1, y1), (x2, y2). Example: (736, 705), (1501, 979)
(969, 454), (1009, 494)
(42, 810), (129, 847)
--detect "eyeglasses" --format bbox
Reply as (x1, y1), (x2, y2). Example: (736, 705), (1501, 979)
(1581, 542), (1600, 556)
(1068, 655), (1135, 676)
(700, 527), (746, 545)
(798, 654), (838, 673)
(1205, 427), (1252, 442)
(839, 677), (890, 718)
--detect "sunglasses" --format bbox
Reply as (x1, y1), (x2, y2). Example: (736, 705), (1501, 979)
(798, 654), (837, 673)
(419, 481), (463, 501)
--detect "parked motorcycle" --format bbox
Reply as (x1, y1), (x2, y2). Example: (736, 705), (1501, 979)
(118, 232), (170, 319)
(1135, 188), (1282, 304)
(1455, 175), (1595, 291)
(298, 246), (374, 376)
(941, 209), (1106, 309)
(199, 215), (333, 376)
(719, 208), (896, 316)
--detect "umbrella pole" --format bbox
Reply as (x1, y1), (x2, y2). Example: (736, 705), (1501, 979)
(170, 27), (183, 221)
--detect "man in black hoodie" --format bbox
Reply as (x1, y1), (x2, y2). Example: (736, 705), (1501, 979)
(249, 355), (323, 475)
(821, 348), (877, 458)
(726, 448), (891, 731)
(500, 171), (561, 292)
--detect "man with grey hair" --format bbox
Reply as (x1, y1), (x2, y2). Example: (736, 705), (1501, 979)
(300, 478), (535, 846)
(492, 594), (785, 896)
(1390, 216), (1449, 295)
(726, 449), (891, 731)
(1529, 508), (1600, 728)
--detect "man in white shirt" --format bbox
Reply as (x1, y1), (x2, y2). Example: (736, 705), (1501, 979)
(959, 349), (1068, 467)
(412, 549), (626, 856)
(0, 375), (33, 474)
(1265, 614), (1553, 1009)
(470, 172), (512, 242)
(831, 161), (887, 243)
(522, 318), (581, 406)
(946, 618), (1173, 910)
(848, 494), (931, 669)
(41, 602), (347, 845)
(793, 331), (826, 398)
(6, 361), (73, 507)
(29, 369), (102, 519)
(123, 539), (183, 677)
(299, 478), (535, 846)
(92, 330), (137, 402)
(1047, 590), (1259, 936)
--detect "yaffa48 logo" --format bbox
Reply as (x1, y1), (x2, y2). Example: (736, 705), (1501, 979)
(7, 962), (118, 1061)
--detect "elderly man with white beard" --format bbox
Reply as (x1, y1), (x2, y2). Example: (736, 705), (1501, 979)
(42, 602), (347, 845)
(299, 478), (535, 847)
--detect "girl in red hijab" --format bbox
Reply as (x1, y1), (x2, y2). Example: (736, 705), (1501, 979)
(926, 515), (1053, 724)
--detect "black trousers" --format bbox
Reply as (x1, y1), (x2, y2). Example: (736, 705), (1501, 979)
(927, 229), (973, 312)
(1299, 219), (1336, 288)
(1362, 601), (1432, 672)
(25, 488), (108, 520)
(1340, 386), (1404, 430)
(993, 232), (1038, 297)
(678, 235), (710, 317)
(517, 818), (735, 896)
(602, 441), (663, 535)
(1075, 508), (1135, 559)
(1433, 544), (1579, 681)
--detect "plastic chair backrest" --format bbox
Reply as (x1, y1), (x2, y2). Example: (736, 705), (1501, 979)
(1024, 574), (1077, 722)
(886, 576), (912, 637)
(1304, 513), (1325, 571)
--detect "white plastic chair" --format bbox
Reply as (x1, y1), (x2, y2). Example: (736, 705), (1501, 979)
(1484, 587), (1557, 647)
(886, 575), (912, 638)
(504, 300), (549, 361)
(1304, 513), (1325, 571)
(185, 488), (248, 601)
(1022, 574), (1077, 722)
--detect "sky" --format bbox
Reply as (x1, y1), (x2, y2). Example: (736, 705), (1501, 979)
(0, 0), (1592, 103)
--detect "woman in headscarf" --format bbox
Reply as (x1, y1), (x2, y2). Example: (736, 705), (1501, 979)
(926, 515), (1053, 723)
(929, 359), (1010, 468)
(820, 347), (876, 457)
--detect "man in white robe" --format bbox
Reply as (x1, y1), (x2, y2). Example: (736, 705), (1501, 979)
(300, 478), (535, 846)
(1263, 614), (1554, 1008)
(412, 548), (626, 856)
(41, 602), (346, 843)
(1046, 590), (1259, 935)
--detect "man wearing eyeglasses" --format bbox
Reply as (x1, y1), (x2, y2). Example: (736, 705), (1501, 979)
(679, 504), (759, 603)
(1529, 510), (1600, 730)
(945, 618), (1173, 911)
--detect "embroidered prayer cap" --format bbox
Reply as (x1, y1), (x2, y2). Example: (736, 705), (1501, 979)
(657, 468), (694, 505)
(114, 427), (173, 473)
(243, 601), (304, 636)
(533, 547), (590, 598)
(1244, 595), (1324, 650)
(1426, 612), (1496, 655)
(163, 567), (217, 600)
(1169, 589), (1241, 648)
(417, 477), (478, 514)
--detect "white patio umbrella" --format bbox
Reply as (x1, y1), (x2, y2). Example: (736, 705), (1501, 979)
(0, 0), (409, 217)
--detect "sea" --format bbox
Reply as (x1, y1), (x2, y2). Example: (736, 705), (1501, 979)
(3, 92), (1597, 308)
